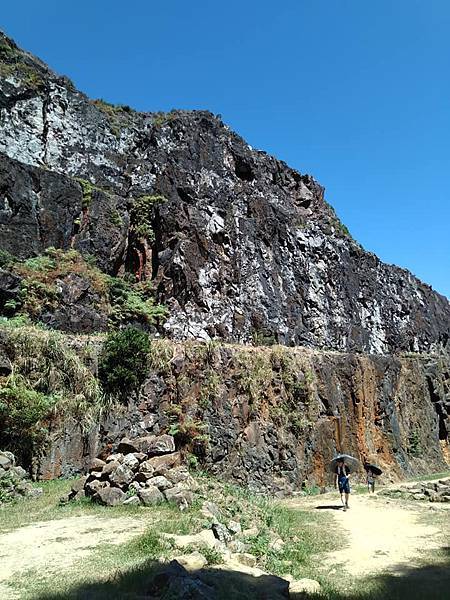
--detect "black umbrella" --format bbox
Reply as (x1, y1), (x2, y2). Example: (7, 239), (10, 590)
(329, 454), (360, 473)
(364, 463), (383, 476)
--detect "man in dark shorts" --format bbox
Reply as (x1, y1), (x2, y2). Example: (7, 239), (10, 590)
(334, 459), (351, 511)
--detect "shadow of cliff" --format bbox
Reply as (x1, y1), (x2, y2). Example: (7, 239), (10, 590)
(33, 547), (450, 600)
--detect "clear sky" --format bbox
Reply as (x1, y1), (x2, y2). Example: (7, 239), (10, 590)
(2, 1), (449, 298)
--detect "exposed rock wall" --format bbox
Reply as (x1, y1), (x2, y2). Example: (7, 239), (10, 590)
(0, 32), (449, 354)
(35, 340), (450, 493)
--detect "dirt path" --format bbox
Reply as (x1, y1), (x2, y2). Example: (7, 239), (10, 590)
(0, 515), (146, 599)
(285, 491), (447, 577)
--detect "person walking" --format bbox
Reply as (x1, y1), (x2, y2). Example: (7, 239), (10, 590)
(334, 458), (351, 511)
(364, 461), (382, 493)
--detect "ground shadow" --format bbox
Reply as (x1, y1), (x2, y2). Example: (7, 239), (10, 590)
(31, 547), (450, 600)
(315, 505), (344, 510)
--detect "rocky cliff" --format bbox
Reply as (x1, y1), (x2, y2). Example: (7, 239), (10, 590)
(30, 338), (449, 491)
(0, 32), (449, 489)
(1, 31), (449, 354)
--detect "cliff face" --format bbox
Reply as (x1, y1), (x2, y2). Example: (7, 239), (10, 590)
(1, 32), (449, 354)
(32, 339), (449, 491)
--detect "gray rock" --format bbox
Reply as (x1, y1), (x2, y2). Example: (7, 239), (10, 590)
(96, 486), (126, 506)
(164, 486), (195, 510)
(123, 495), (141, 505)
(212, 523), (232, 544)
(109, 464), (134, 487)
(138, 485), (165, 506)
(122, 453), (140, 471)
(146, 475), (173, 491)
(146, 435), (176, 456)
(89, 458), (106, 471)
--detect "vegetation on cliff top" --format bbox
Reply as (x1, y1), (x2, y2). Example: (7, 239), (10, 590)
(0, 247), (166, 328)
(0, 323), (103, 465)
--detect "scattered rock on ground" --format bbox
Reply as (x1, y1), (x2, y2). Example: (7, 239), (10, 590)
(0, 450), (42, 503)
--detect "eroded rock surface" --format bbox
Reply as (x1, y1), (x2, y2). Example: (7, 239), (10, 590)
(0, 32), (449, 354)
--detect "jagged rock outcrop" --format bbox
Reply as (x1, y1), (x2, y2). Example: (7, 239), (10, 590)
(1, 31), (449, 354)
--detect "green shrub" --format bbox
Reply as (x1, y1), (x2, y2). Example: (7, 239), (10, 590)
(0, 249), (15, 268)
(107, 277), (166, 326)
(0, 379), (57, 465)
(130, 195), (167, 241)
(98, 327), (151, 402)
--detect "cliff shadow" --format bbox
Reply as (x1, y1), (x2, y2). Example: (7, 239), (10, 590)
(31, 547), (450, 600)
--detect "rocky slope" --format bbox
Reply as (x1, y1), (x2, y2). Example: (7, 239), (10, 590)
(1, 31), (449, 354)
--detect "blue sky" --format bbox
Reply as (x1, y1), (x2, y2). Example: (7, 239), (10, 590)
(2, 1), (449, 297)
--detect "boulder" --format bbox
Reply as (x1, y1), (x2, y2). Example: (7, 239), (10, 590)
(138, 485), (165, 506)
(162, 529), (220, 550)
(148, 434), (175, 456)
(96, 486), (126, 506)
(212, 523), (232, 544)
(102, 460), (121, 477)
(109, 464), (135, 487)
(227, 520), (242, 536)
(289, 578), (321, 595)
(147, 560), (214, 600)
(145, 452), (181, 474)
(146, 475), (173, 491)
(106, 453), (123, 463)
(123, 495), (141, 506)
(71, 475), (88, 495)
(89, 458), (106, 472)
(174, 551), (208, 571)
(122, 453), (140, 471)
(0, 454), (12, 470)
(164, 485), (195, 510)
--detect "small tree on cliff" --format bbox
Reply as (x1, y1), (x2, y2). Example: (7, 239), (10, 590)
(98, 327), (151, 403)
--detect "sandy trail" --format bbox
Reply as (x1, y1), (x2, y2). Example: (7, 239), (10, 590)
(286, 492), (446, 577)
(0, 515), (146, 598)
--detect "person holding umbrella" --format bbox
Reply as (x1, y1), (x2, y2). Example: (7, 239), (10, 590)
(330, 454), (359, 511)
(334, 458), (351, 511)
(364, 461), (382, 493)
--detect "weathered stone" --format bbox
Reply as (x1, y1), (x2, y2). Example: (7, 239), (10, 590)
(269, 537), (285, 551)
(147, 560), (214, 600)
(227, 520), (242, 536)
(174, 551), (208, 571)
(101, 460), (121, 477)
(123, 495), (141, 505)
(289, 578), (321, 595)
(162, 529), (219, 550)
(133, 452), (147, 463)
(201, 501), (222, 521)
(106, 453), (123, 463)
(138, 485), (164, 506)
(164, 485), (195, 509)
(85, 479), (109, 495)
(144, 435), (176, 456)
(96, 486), (126, 506)
(144, 452), (181, 475)
(89, 458), (106, 472)
(212, 523), (232, 544)
(165, 466), (191, 485)
(109, 464), (134, 487)
(11, 466), (27, 479)
(146, 475), (172, 491)
(122, 453), (140, 471)
(0, 454), (12, 470)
